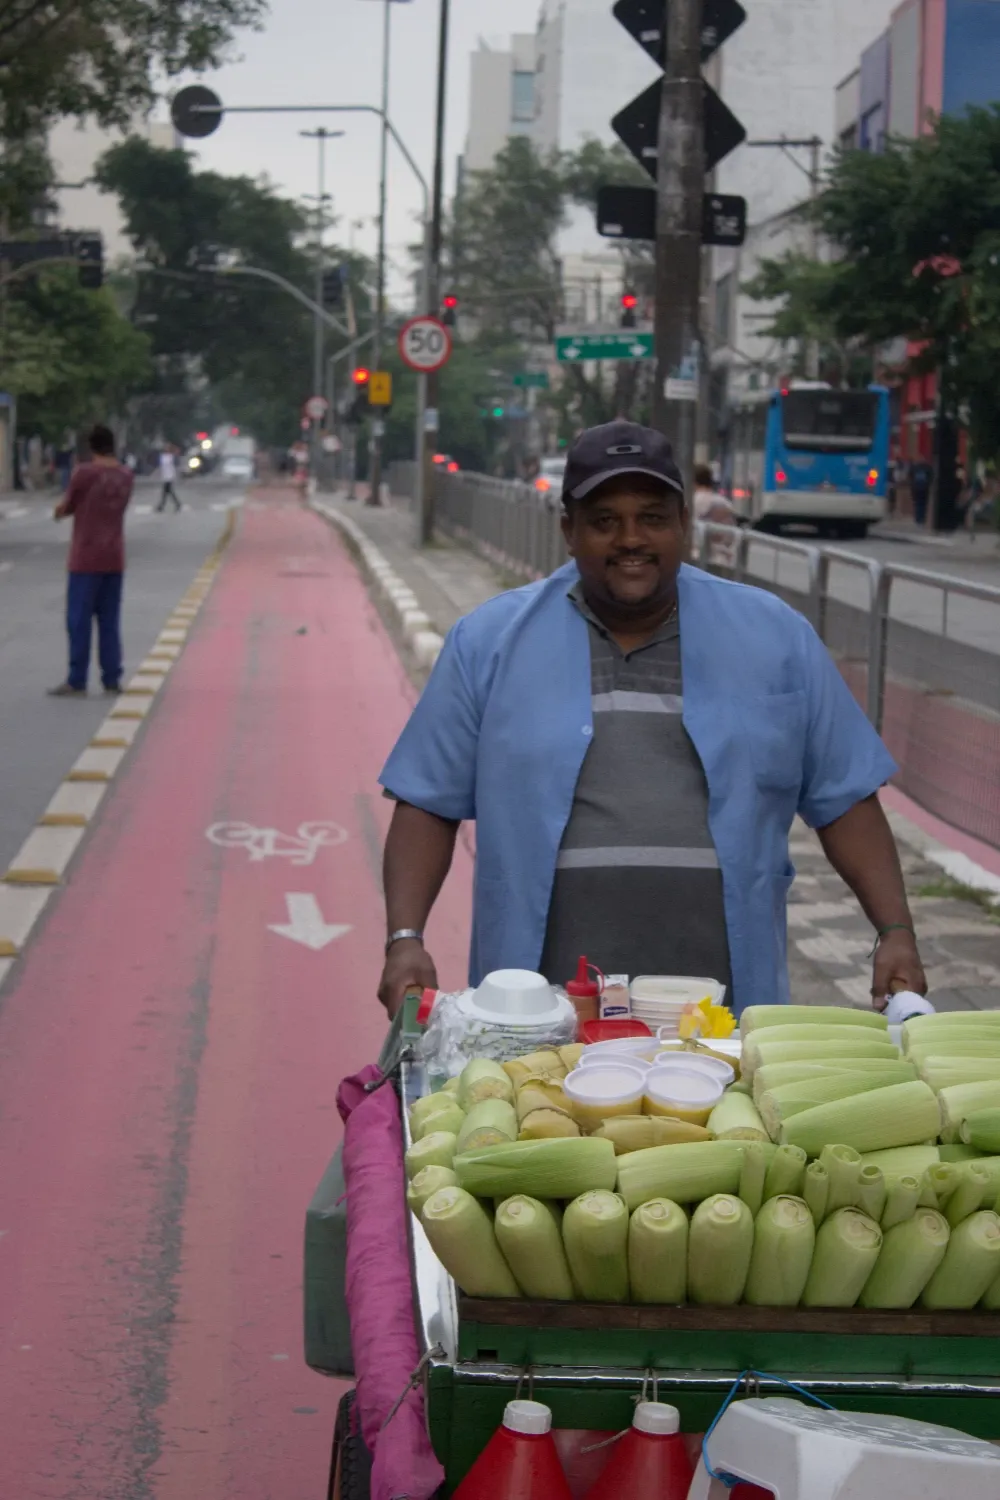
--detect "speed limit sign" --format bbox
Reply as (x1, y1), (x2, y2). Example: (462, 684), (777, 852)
(398, 315), (452, 373)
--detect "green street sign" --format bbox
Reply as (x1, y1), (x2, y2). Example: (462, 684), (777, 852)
(512, 371), (550, 388)
(555, 331), (654, 362)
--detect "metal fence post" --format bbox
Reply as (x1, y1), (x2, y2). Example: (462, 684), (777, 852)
(868, 564), (891, 731)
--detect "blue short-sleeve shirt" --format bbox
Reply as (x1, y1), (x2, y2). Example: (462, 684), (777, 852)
(380, 562), (896, 1013)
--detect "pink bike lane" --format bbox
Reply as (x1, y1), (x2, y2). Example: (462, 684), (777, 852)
(0, 492), (472, 1499)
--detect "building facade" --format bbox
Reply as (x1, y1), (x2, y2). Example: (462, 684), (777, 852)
(463, 35), (538, 175)
(836, 0), (1000, 467)
(48, 116), (177, 262)
(709, 0), (901, 429)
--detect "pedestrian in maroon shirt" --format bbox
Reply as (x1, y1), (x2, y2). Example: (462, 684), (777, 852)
(49, 424), (134, 697)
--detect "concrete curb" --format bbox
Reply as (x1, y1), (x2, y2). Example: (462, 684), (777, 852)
(311, 501), (445, 672)
(0, 506), (237, 971)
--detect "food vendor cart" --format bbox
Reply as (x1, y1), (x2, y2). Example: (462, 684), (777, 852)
(312, 1002), (1000, 1499)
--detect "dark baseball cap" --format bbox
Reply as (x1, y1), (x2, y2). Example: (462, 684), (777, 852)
(562, 420), (685, 505)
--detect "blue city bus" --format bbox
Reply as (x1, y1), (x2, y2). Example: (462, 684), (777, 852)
(728, 382), (891, 539)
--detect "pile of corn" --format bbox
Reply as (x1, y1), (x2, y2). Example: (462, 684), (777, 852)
(405, 1006), (1000, 1310)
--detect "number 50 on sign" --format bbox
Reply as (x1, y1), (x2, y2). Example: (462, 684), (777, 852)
(398, 315), (452, 373)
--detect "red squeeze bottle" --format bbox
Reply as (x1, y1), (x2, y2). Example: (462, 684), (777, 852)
(566, 955), (602, 1028)
(453, 1400), (572, 1500)
(583, 1402), (694, 1500)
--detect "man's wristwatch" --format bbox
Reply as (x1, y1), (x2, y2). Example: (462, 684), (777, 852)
(385, 928), (424, 955)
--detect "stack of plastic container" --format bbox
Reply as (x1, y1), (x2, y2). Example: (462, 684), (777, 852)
(630, 976), (727, 1037)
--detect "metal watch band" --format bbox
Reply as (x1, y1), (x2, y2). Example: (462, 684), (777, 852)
(385, 928), (424, 955)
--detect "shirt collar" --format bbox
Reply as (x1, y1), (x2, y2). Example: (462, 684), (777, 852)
(567, 579), (679, 644)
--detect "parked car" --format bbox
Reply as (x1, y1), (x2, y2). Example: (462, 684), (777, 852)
(221, 454), (254, 481)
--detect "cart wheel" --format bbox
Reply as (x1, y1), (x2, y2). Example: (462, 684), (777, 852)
(327, 1389), (372, 1500)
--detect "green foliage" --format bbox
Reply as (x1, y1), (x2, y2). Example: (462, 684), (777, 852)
(746, 107), (1000, 457)
(5, 268), (152, 438)
(0, 0), (266, 132)
(451, 137), (567, 342)
(97, 138), (372, 448)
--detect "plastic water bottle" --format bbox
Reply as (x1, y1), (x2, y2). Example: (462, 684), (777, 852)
(453, 1400), (572, 1500)
(583, 1401), (694, 1500)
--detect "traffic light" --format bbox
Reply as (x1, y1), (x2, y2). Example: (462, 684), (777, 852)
(441, 293), (458, 327)
(620, 292), (638, 329)
(76, 233), (103, 290)
(348, 367), (371, 425)
(322, 265), (346, 308)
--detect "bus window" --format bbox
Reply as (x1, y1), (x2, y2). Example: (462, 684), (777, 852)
(781, 390), (878, 452)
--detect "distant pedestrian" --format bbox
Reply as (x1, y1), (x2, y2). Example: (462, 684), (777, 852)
(49, 424), (133, 698)
(693, 464), (736, 526)
(909, 459), (933, 527)
(156, 444), (180, 511)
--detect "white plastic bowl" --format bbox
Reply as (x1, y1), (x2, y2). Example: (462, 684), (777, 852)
(650, 1051), (735, 1087)
(470, 968), (559, 1019)
(579, 1037), (659, 1065)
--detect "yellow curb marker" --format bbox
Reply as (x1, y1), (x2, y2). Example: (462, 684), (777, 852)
(0, 507), (238, 967)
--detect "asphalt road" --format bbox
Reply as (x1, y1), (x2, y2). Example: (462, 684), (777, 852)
(0, 478), (243, 873)
(741, 528), (1000, 658)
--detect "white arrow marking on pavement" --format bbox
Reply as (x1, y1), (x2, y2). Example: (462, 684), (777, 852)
(268, 893), (352, 951)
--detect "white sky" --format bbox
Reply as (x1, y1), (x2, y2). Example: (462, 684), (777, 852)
(170, 0), (541, 296)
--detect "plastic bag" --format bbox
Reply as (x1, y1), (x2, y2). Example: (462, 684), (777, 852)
(418, 985), (578, 1085)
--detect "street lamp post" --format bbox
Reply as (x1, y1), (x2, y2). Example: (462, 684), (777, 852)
(172, 92), (431, 509)
(367, 0), (393, 507)
(301, 127), (343, 485)
(421, 0), (452, 544)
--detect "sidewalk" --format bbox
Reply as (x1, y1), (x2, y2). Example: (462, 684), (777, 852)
(322, 488), (1000, 1014)
(873, 516), (1000, 561)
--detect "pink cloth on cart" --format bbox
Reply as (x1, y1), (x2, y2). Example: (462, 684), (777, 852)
(340, 1065), (446, 1500)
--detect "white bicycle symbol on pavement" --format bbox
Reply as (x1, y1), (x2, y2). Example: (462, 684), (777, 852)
(205, 820), (349, 865)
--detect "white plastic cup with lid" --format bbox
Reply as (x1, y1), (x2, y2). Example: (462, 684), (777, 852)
(633, 1401), (681, 1436)
(563, 1062), (646, 1131)
(503, 1400), (553, 1435)
(644, 1064), (724, 1124)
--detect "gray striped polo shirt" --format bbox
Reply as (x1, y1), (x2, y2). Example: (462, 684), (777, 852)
(540, 584), (732, 991)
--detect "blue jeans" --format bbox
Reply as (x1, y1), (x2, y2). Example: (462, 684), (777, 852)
(67, 572), (124, 690)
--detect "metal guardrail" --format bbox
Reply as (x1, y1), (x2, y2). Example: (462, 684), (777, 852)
(417, 469), (1000, 852)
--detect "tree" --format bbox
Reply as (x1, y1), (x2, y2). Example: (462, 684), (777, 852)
(745, 107), (1000, 459)
(4, 267), (152, 439)
(0, 0), (265, 133)
(97, 138), (373, 448)
(450, 137), (567, 343)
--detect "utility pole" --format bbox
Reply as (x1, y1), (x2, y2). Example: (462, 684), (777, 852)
(421, 0), (451, 545)
(300, 127), (342, 482)
(746, 136), (823, 377)
(652, 0), (704, 493)
(366, 0), (393, 507)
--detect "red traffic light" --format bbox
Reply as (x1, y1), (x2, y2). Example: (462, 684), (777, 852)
(442, 294), (458, 310)
(196, 431), (208, 441)
(621, 293), (638, 310)
(353, 367), (371, 386)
